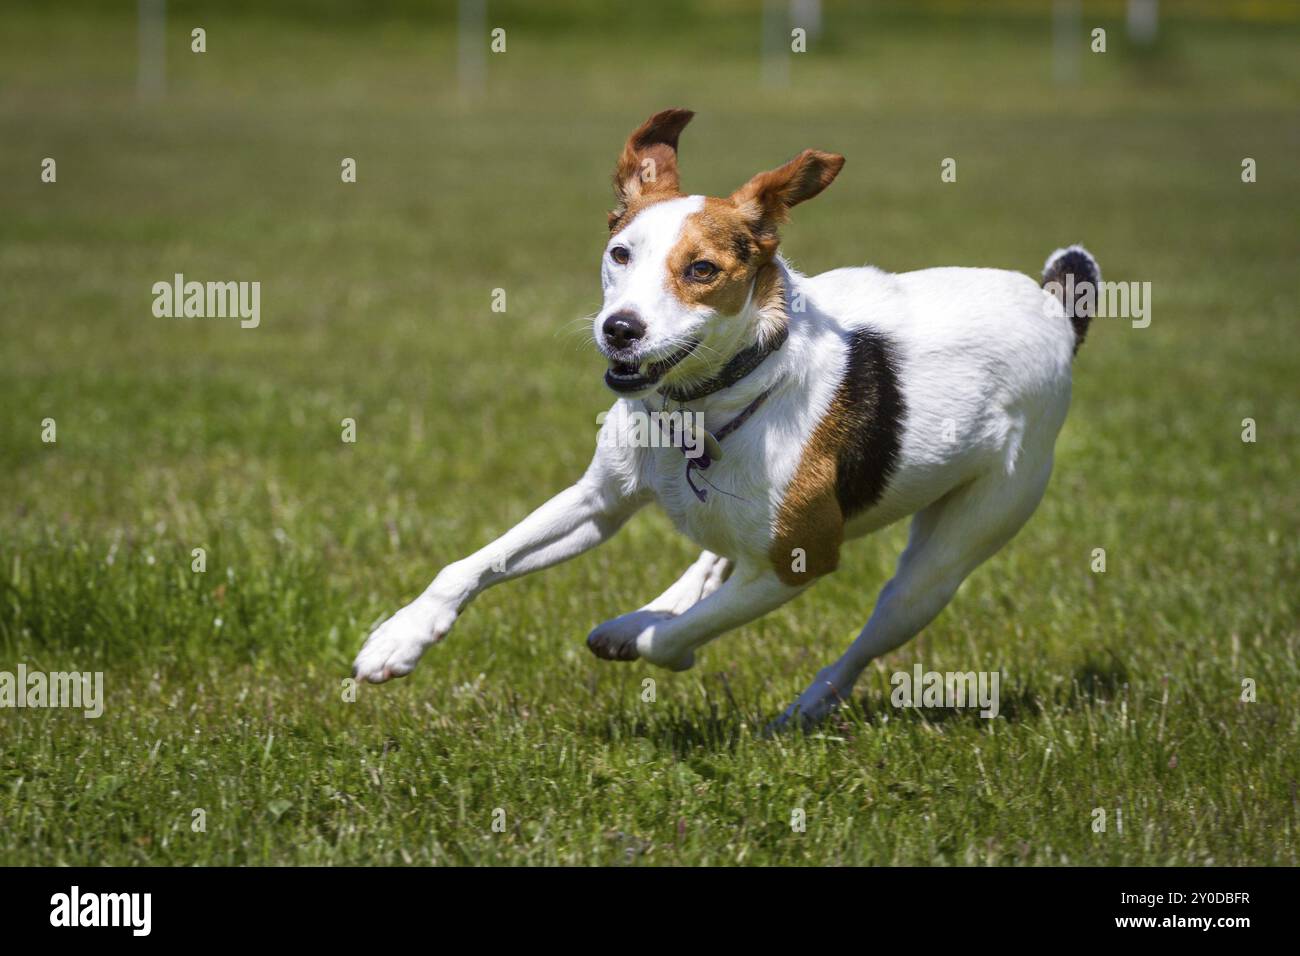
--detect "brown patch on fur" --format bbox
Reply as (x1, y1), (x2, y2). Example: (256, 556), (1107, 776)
(653, 148), (843, 335)
(749, 256), (790, 343)
(665, 198), (765, 314)
(770, 403), (849, 586)
(770, 329), (905, 587)
(730, 149), (845, 252)
(609, 108), (694, 232)
(661, 200), (795, 347)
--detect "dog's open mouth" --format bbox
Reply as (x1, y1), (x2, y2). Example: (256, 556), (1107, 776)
(604, 340), (697, 394)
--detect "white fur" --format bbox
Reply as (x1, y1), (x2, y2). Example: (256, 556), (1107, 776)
(353, 201), (1087, 728)
(595, 195), (707, 369)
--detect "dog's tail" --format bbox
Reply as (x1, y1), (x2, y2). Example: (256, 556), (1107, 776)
(1042, 244), (1101, 355)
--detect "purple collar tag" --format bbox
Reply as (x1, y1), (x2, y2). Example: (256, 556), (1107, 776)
(657, 386), (775, 503)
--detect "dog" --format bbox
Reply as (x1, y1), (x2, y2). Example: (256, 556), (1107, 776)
(352, 108), (1100, 728)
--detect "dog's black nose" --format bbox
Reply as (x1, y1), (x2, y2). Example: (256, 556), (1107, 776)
(602, 312), (646, 351)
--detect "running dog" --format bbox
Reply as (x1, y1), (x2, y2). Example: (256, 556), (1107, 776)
(352, 108), (1100, 727)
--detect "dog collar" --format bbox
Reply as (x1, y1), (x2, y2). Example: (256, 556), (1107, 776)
(657, 323), (789, 403)
(654, 385), (776, 503)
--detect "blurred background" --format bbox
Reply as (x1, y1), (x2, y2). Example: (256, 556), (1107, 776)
(3, 0), (1295, 562)
(0, 1), (1296, 864)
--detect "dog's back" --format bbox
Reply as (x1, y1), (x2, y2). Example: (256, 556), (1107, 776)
(798, 261), (1081, 534)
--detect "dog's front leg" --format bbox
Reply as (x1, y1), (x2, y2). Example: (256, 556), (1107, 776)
(584, 551), (732, 658)
(588, 562), (804, 670)
(354, 469), (646, 684)
(640, 551), (733, 615)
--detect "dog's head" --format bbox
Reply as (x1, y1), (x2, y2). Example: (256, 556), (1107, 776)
(595, 108), (844, 397)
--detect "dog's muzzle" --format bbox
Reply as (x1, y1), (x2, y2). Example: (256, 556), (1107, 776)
(604, 340), (697, 394)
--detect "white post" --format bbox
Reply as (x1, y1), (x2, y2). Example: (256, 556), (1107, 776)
(1127, 0), (1158, 45)
(137, 0), (165, 102)
(762, 0), (789, 89)
(1052, 0), (1081, 87)
(791, 0), (822, 41)
(458, 0), (486, 98)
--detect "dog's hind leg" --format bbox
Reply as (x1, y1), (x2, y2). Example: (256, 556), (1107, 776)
(585, 551), (732, 660)
(775, 458), (1055, 729)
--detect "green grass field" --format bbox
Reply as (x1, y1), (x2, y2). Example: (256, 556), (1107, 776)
(1, 1), (1297, 865)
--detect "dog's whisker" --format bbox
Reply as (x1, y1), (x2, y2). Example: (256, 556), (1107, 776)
(557, 315), (599, 336)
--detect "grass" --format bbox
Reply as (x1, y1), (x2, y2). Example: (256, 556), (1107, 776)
(0, 1), (1297, 865)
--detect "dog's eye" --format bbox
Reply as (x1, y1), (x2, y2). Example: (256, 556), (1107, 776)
(610, 246), (630, 265)
(687, 260), (719, 282)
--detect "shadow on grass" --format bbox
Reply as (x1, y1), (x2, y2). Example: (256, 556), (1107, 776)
(850, 680), (1043, 726)
(1068, 652), (1130, 705)
(587, 655), (1131, 756)
(585, 672), (757, 757)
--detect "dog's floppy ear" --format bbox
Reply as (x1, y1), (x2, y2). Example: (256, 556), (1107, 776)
(729, 149), (845, 254)
(609, 108), (694, 230)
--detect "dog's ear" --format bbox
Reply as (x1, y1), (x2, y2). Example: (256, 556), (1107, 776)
(729, 149), (845, 254)
(609, 108), (694, 230)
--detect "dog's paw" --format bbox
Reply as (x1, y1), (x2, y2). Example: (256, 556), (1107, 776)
(352, 600), (456, 684)
(766, 670), (846, 734)
(586, 609), (667, 662)
(584, 609), (692, 668)
(587, 610), (696, 671)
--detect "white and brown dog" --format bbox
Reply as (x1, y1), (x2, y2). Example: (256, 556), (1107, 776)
(353, 108), (1100, 727)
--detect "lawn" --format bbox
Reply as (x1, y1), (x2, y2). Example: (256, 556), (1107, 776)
(0, 0), (1296, 865)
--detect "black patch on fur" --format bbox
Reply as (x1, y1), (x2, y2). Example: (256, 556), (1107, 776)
(732, 233), (752, 264)
(1043, 248), (1100, 354)
(834, 328), (906, 518)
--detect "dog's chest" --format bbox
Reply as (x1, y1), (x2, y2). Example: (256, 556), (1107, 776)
(643, 435), (778, 561)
